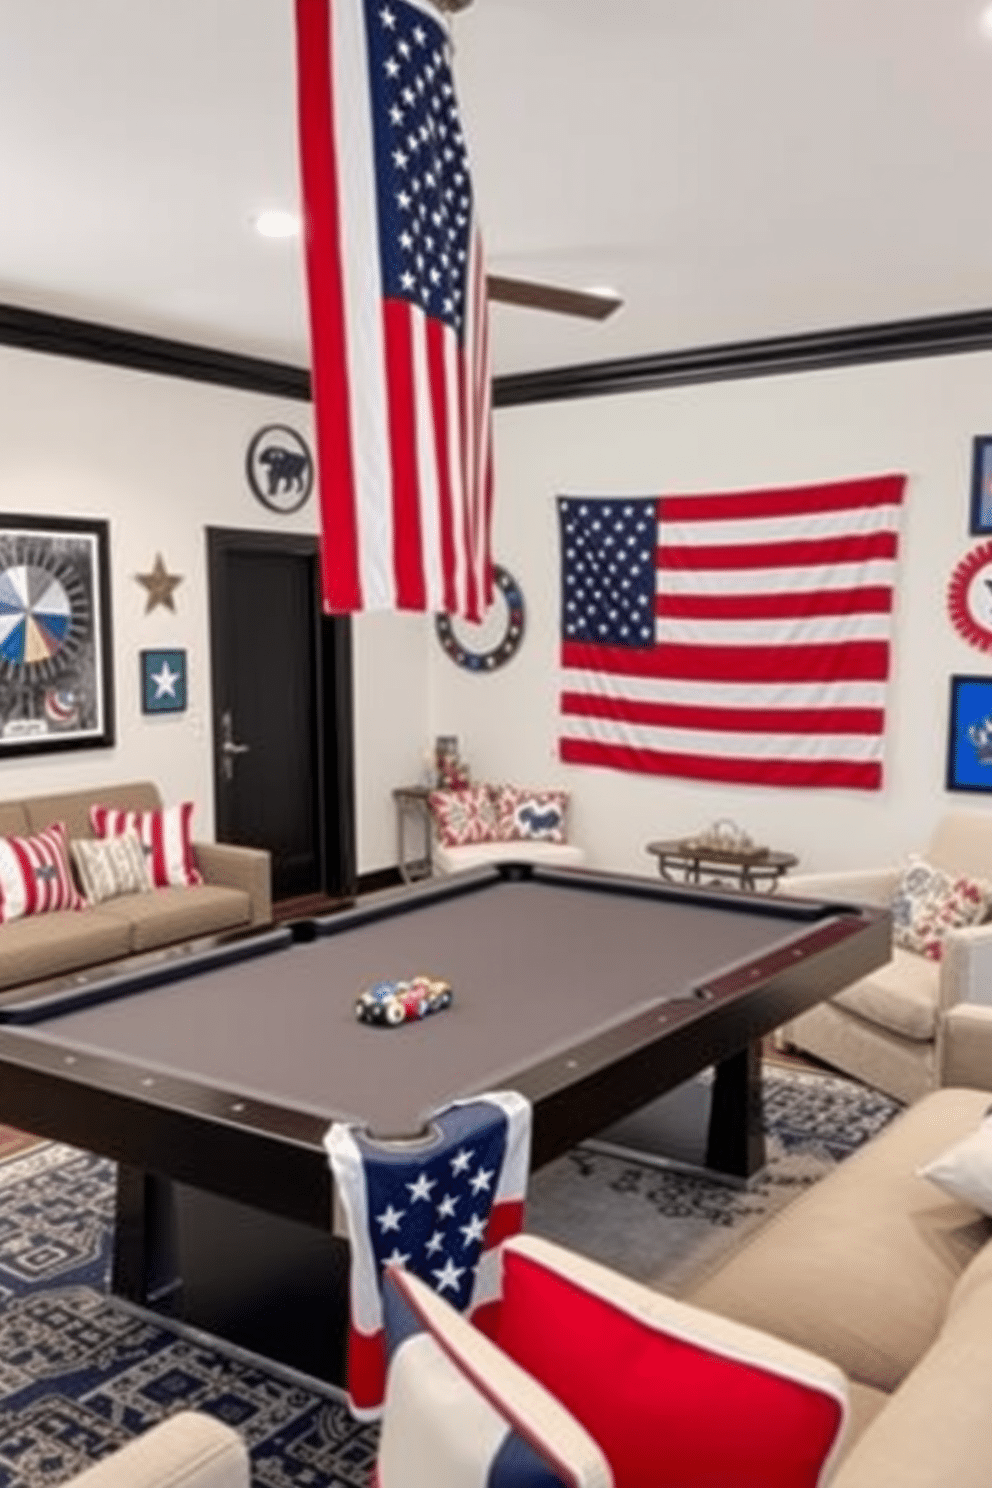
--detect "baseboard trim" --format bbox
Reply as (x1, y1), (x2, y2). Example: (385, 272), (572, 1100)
(356, 866), (404, 896)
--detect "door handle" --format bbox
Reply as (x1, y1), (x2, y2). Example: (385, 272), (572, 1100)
(220, 710), (250, 781)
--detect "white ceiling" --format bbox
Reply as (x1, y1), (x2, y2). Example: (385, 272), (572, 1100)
(3, 0), (992, 380)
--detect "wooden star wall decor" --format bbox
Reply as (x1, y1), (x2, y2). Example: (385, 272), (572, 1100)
(136, 553), (183, 613)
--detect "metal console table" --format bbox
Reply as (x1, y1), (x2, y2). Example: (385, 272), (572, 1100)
(392, 785), (434, 883)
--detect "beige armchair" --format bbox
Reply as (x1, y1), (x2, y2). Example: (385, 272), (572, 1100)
(780, 810), (992, 1104)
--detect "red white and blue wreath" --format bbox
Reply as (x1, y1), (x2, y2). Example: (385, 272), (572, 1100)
(948, 542), (992, 652)
(435, 564), (526, 672)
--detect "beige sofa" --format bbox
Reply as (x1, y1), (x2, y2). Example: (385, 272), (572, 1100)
(0, 780), (271, 992)
(683, 1080), (992, 1484)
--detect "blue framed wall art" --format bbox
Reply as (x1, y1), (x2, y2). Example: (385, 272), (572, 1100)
(140, 649), (187, 714)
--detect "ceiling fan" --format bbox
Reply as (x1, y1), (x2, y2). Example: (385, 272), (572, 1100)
(434, 0), (623, 323)
(485, 275), (623, 321)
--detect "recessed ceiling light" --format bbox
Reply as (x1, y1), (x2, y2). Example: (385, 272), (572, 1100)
(254, 210), (300, 239)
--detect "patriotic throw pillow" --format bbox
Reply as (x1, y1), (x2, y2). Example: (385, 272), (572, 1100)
(377, 1265), (611, 1488)
(428, 786), (499, 848)
(90, 801), (202, 889)
(0, 822), (84, 924)
(70, 831), (152, 905)
(493, 785), (569, 844)
(492, 1235), (848, 1488)
(891, 857), (992, 961)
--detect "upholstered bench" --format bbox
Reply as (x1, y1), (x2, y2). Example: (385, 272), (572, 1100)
(433, 838), (588, 874)
(427, 782), (586, 877)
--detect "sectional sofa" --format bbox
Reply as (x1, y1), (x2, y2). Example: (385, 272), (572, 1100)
(0, 780), (271, 992)
(684, 1080), (992, 1483)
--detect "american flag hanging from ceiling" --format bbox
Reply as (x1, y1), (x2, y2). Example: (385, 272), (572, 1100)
(294, 0), (494, 620)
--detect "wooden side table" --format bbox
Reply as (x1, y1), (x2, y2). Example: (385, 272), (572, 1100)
(392, 785), (434, 883)
(646, 839), (798, 893)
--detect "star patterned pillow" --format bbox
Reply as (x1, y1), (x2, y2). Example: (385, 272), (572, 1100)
(427, 786), (499, 848)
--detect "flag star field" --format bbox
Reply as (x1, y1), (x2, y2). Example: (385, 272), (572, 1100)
(369, 2), (473, 334)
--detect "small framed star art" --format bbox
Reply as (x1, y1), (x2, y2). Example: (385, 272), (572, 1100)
(140, 649), (187, 715)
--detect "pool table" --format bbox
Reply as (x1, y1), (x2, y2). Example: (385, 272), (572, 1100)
(0, 861), (889, 1383)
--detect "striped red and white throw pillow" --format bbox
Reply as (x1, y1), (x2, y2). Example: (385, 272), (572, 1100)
(90, 801), (202, 889)
(0, 821), (84, 924)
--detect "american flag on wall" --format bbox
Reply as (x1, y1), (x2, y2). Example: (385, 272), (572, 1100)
(294, 0), (494, 620)
(326, 1091), (531, 1419)
(558, 475), (906, 790)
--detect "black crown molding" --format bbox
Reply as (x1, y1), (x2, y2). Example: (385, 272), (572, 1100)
(492, 308), (992, 407)
(0, 303), (311, 400)
(4, 300), (992, 407)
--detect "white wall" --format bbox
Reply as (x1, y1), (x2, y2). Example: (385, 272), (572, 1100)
(7, 338), (992, 885)
(0, 343), (430, 873)
(430, 350), (992, 876)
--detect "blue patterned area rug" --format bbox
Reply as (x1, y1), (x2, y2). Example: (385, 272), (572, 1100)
(525, 1065), (903, 1292)
(0, 1066), (900, 1486)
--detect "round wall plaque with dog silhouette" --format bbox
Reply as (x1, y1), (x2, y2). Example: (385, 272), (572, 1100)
(246, 426), (314, 514)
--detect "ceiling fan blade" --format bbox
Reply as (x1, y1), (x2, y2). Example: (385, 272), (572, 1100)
(486, 274), (623, 321)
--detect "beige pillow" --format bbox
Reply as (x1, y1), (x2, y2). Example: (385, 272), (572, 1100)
(71, 831), (152, 904)
(918, 1111), (992, 1216)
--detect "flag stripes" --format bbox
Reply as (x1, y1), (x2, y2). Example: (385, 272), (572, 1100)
(561, 638), (893, 683)
(560, 737), (884, 791)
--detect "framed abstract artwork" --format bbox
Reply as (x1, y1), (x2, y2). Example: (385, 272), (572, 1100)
(0, 515), (114, 755)
(946, 674), (992, 792)
(970, 436), (992, 535)
(140, 648), (187, 714)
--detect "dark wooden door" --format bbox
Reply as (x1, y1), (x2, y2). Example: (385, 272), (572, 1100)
(207, 528), (354, 902)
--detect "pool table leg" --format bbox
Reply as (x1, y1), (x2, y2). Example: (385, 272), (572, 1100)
(705, 1042), (765, 1179)
(110, 1164), (352, 1385)
(112, 1165), (184, 1311)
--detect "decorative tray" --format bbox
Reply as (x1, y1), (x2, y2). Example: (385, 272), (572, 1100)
(677, 839), (770, 863)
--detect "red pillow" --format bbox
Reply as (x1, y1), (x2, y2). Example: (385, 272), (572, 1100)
(90, 802), (202, 888)
(0, 821), (83, 923)
(427, 786), (499, 849)
(494, 1236), (847, 1488)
